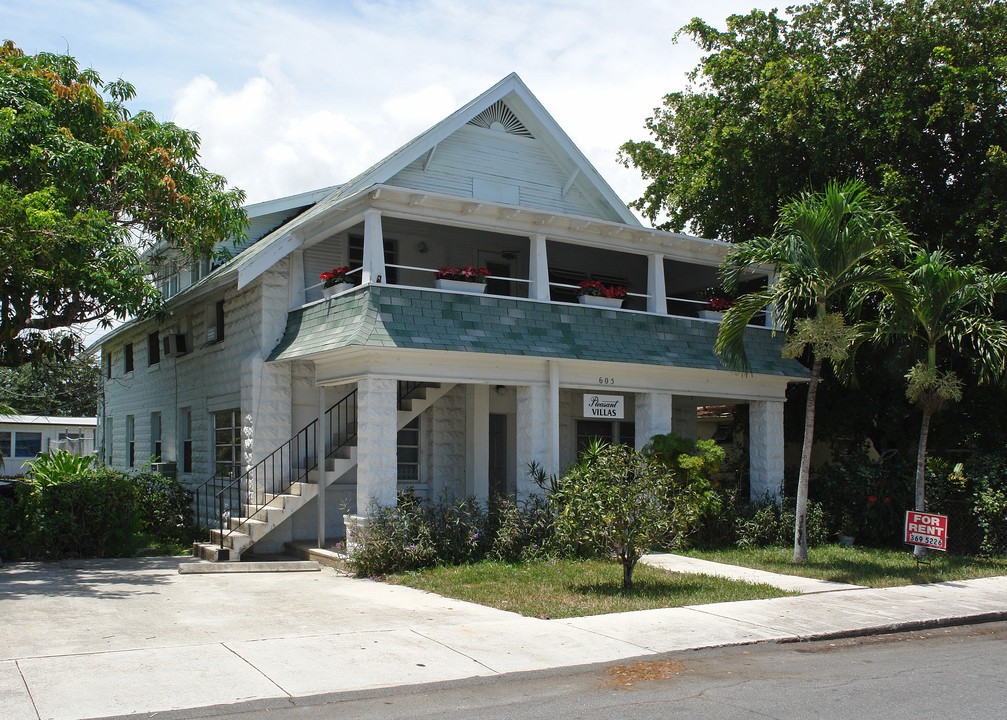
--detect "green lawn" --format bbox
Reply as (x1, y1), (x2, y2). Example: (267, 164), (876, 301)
(385, 558), (796, 618)
(683, 545), (1007, 587)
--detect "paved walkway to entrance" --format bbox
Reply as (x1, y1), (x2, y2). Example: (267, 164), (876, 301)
(1, 556), (1005, 720)
(641, 552), (864, 593)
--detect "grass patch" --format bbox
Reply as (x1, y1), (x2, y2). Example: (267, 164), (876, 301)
(683, 545), (1007, 587)
(384, 558), (796, 618)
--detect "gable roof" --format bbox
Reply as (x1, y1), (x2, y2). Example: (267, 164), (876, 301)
(225, 73), (641, 289)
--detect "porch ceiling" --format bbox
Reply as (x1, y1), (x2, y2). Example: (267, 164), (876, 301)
(267, 286), (807, 378)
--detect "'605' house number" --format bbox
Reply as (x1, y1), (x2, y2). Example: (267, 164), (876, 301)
(598, 377), (615, 385)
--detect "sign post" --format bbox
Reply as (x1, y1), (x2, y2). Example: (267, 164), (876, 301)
(904, 510), (948, 552)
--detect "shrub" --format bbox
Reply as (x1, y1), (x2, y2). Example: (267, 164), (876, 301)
(736, 497), (829, 548)
(21, 467), (141, 559)
(132, 468), (193, 537)
(551, 439), (714, 589)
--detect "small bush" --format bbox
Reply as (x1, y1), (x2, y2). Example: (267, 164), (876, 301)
(21, 467), (141, 559)
(132, 468), (193, 536)
(736, 498), (829, 548)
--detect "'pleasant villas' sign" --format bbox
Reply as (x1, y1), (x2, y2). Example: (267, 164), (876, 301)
(583, 394), (624, 419)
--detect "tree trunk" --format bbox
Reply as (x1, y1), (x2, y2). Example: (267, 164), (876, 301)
(622, 558), (634, 590)
(793, 356), (822, 563)
(913, 405), (933, 561)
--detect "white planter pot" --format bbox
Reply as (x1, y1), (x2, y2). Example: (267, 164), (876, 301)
(578, 295), (623, 309)
(322, 282), (354, 299)
(697, 309), (726, 320)
(435, 278), (487, 294)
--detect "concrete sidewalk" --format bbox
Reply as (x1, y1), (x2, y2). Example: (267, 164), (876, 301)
(2, 556), (1005, 720)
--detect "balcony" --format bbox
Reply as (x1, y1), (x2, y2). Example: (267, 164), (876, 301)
(300, 216), (771, 325)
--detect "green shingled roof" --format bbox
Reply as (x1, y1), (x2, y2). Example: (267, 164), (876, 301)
(268, 286), (807, 377)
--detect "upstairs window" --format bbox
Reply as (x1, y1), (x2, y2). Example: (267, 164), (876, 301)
(148, 332), (160, 366)
(124, 343), (134, 373)
(207, 300), (225, 343)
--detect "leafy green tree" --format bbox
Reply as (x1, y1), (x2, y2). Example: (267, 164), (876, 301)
(0, 41), (246, 366)
(716, 180), (910, 562)
(878, 250), (1007, 558)
(0, 354), (100, 416)
(620, 0), (1007, 265)
(551, 439), (719, 589)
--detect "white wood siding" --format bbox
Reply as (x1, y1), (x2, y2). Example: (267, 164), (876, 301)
(303, 236), (347, 303)
(387, 126), (622, 222)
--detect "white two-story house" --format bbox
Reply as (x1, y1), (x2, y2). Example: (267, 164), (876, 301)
(94, 74), (806, 560)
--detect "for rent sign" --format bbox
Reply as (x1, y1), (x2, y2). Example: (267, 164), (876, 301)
(904, 511), (948, 552)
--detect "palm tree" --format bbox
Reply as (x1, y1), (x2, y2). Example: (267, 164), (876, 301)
(715, 179), (911, 562)
(878, 249), (1007, 559)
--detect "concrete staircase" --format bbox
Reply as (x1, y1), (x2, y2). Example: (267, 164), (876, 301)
(194, 382), (454, 562)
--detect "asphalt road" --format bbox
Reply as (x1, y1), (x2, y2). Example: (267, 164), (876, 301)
(112, 621), (1007, 720)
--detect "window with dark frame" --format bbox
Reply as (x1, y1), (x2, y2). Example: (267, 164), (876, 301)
(14, 432), (42, 457)
(148, 331), (160, 365)
(180, 407), (192, 473)
(151, 412), (162, 463)
(215, 300), (225, 341)
(0, 431), (11, 458)
(213, 409), (241, 479)
(348, 235), (398, 284)
(126, 415), (135, 468)
(124, 343), (134, 373)
(397, 417), (420, 481)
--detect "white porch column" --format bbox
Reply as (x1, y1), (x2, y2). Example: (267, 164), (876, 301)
(356, 377), (398, 512)
(634, 392), (672, 450)
(548, 361), (560, 477)
(647, 253), (668, 315)
(361, 209), (386, 284)
(465, 384), (490, 501)
(749, 400), (784, 503)
(516, 384), (550, 499)
(671, 395), (698, 441)
(316, 387), (327, 547)
(528, 234), (550, 301)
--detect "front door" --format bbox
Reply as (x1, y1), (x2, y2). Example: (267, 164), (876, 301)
(489, 413), (509, 497)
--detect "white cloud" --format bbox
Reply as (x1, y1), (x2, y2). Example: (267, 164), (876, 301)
(11, 0), (782, 210)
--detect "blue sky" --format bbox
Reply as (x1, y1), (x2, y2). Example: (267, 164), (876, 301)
(2, 0), (778, 211)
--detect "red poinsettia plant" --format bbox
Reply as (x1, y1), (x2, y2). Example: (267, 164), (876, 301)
(577, 280), (627, 299)
(320, 266), (353, 288)
(705, 286), (734, 311)
(436, 266), (491, 283)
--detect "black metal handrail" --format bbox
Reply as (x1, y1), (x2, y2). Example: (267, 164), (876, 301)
(325, 389), (358, 459)
(192, 389), (359, 549)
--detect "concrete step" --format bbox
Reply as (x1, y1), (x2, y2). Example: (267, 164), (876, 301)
(285, 540), (351, 571)
(192, 541), (232, 562)
(178, 559), (320, 574)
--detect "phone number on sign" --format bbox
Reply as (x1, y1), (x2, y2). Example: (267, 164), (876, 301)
(908, 534), (944, 547)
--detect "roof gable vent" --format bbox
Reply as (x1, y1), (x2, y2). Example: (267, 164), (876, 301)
(467, 101), (534, 138)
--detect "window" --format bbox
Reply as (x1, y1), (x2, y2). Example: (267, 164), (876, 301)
(150, 412), (162, 462)
(213, 409), (241, 479)
(147, 331), (160, 365)
(348, 235), (397, 284)
(575, 420), (636, 454)
(124, 343), (134, 373)
(126, 415), (135, 467)
(0, 431), (11, 458)
(106, 353), (112, 379)
(179, 408), (192, 474)
(397, 417), (420, 481)
(104, 417), (113, 463)
(14, 432), (42, 457)
(207, 300), (225, 343)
